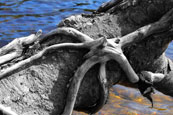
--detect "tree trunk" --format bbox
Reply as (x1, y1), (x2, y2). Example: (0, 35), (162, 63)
(0, 0), (173, 115)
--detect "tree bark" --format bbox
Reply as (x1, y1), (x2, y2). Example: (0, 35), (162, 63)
(0, 0), (173, 115)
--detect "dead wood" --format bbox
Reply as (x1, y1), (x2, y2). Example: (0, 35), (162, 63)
(0, 0), (173, 115)
(0, 30), (42, 65)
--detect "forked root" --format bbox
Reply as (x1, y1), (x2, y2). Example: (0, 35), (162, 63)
(62, 45), (139, 115)
(1, 7), (173, 114)
(0, 30), (42, 65)
(62, 56), (103, 115)
(0, 37), (106, 79)
(61, 8), (173, 112)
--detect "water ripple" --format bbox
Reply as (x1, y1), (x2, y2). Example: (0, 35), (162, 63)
(0, 0), (108, 40)
(0, 0), (172, 58)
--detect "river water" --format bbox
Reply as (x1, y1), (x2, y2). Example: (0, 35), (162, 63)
(0, 0), (172, 60)
(0, 0), (173, 115)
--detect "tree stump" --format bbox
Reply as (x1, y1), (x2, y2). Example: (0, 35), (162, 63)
(0, 0), (173, 115)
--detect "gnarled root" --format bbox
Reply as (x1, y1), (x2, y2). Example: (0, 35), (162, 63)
(62, 40), (139, 115)
(0, 37), (105, 79)
(0, 7), (173, 115)
(0, 30), (42, 65)
(62, 8), (173, 114)
(41, 27), (93, 42)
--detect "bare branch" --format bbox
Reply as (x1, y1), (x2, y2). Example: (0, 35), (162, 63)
(41, 27), (93, 42)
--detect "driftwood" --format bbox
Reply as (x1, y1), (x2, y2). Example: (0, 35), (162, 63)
(0, 30), (42, 66)
(0, 0), (173, 115)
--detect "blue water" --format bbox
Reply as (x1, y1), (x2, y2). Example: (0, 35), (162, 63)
(0, 0), (172, 59)
(166, 42), (173, 59)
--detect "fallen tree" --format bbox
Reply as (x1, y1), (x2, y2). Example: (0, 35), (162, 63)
(0, 0), (173, 115)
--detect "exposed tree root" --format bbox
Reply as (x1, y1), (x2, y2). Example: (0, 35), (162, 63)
(60, 8), (173, 114)
(41, 27), (93, 42)
(0, 30), (42, 65)
(0, 7), (173, 115)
